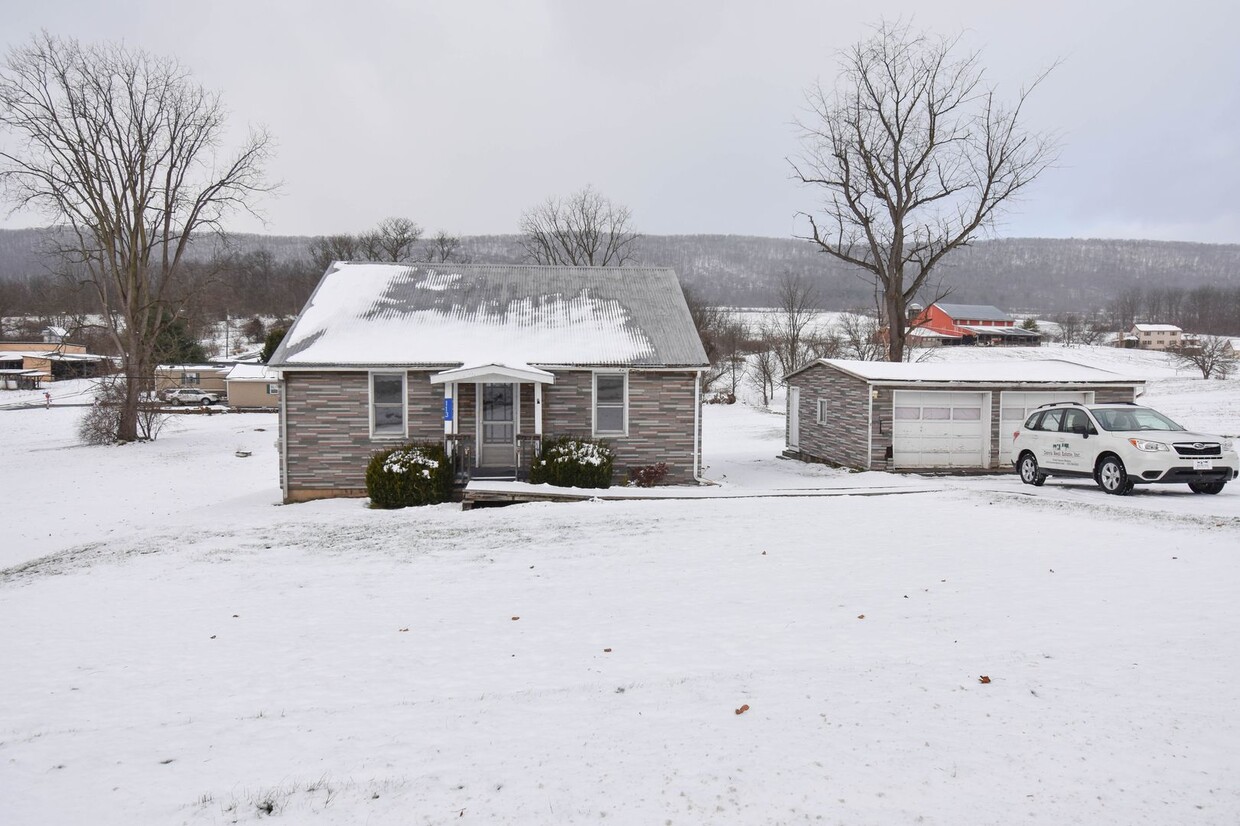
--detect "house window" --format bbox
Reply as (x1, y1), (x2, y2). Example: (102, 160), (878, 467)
(816, 399), (828, 424)
(371, 372), (407, 437)
(182, 372), (201, 386)
(266, 383), (279, 396)
(593, 372), (627, 435)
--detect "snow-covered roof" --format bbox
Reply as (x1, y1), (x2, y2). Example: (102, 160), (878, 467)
(934, 303), (1013, 322)
(793, 358), (1144, 385)
(907, 328), (961, 339)
(269, 263), (709, 369)
(1132, 323), (1182, 333)
(225, 364), (276, 382)
(957, 324), (1040, 337)
(157, 364), (228, 372)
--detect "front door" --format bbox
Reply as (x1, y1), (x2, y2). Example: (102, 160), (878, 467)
(788, 387), (800, 450)
(479, 383), (515, 468)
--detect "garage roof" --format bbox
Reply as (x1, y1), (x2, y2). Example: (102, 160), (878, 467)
(791, 358), (1144, 385)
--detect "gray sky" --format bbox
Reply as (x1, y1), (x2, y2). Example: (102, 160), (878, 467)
(3, 0), (1239, 243)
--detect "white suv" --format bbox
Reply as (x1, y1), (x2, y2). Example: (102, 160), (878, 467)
(1010, 402), (1237, 495)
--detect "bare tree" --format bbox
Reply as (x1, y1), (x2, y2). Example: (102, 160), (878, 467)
(835, 311), (887, 361)
(748, 342), (779, 407)
(1170, 336), (1235, 379)
(359, 216), (421, 262)
(308, 234), (361, 272)
(422, 230), (468, 263)
(519, 185), (640, 266)
(761, 272), (821, 376)
(0, 33), (271, 441)
(791, 21), (1057, 361)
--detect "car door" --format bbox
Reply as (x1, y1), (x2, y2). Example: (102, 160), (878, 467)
(1055, 408), (1095, 473)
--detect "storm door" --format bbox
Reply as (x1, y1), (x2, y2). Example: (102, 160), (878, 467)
(479, 383), (516, 468)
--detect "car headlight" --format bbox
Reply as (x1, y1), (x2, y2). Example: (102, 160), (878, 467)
(1224, 438), (1235, 452)
(1128, 438), (1169, 452)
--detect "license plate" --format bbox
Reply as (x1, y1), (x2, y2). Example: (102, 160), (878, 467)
(1193, 459), (1213, 470)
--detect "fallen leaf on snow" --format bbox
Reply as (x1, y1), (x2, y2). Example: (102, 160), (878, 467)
(978, 675), (991, 684)
(735, 704), (750, 715)
(857, 614), (865, 619)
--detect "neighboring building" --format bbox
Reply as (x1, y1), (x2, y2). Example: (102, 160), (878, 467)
(268, 262), (710, 503)
(225, 364), (280, 408)
(154, 364), (229, 394)
(1131, 323), (1183, 350)
(0, 340), (107, 387)
(784, 358), (1144, 472)
(909, 302), (1041, 346)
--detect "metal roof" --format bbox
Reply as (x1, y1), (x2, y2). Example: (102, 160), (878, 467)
(269, 263), (709, 369)
(788, 358), (1145, 385)
(933, 303), (1013, 322)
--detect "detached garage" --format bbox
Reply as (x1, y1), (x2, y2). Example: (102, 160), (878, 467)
(784, 359), (1145, 472)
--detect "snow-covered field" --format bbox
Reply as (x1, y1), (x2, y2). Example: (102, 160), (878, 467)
(3, 348), (1240, 825)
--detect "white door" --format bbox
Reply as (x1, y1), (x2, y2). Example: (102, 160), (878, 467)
(999, 391), (1092, 459)
(892, 390), (988, 468)
(788, 387), (800, 450)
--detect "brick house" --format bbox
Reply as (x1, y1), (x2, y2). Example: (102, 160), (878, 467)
(1130, 323), (1183, 350)
(784, 359), (1144, 472)
(909, 302), (1041, 346)
(268, 263), (709, 503)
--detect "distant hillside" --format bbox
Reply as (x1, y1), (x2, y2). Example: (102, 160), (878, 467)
(2, 227), (1239, 314)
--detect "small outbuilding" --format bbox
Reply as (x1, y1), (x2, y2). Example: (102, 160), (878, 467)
(784, 359), (1145, 472)
(225, 364), (279, 409)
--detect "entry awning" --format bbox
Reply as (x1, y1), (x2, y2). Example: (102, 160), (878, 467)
(429, 362), (556, 385)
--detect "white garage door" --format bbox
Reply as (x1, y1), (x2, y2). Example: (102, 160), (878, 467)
(892, 391), (988, 468)
(999, 391), (1094, 459)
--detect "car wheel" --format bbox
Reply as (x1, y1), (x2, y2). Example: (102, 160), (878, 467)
(1188, 481), (1226, 495)
(1018, 453), (1046, 487)
(201, 398), (211, 407)
(1097, 455), (1130, 495)
(173, 398), (182, 406)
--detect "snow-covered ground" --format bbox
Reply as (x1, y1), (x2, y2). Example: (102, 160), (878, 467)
(3, 349), (1240, 825)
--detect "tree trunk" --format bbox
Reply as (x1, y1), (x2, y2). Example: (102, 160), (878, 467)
(886, 291), (906, 362)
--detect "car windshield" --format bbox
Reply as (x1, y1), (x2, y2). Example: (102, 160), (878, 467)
(1090, 407), (1185, 432)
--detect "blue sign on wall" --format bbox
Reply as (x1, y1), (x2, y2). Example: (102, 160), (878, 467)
(443, 397), (453, 421)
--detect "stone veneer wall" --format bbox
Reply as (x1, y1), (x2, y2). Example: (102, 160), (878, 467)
(542, 370), (700, 484)
(282, 371), (443, 502)
(786, 364), (873, 469)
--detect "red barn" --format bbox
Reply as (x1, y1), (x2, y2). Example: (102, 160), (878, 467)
(910, 302), (1040, 347)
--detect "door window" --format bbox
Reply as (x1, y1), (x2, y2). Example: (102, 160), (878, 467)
(482, 384), (514, 444)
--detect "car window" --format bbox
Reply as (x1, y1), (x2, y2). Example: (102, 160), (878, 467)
(1092, 407), (1184, 432)
(1035, 409), (1064, 432)
(1061, 409), (1094, 435)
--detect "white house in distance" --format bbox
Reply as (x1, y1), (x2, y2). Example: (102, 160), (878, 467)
(1131, 323), (1183, 350)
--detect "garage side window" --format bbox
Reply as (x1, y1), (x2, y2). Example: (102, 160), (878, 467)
(816, 399), (828, 424)
(371, 372), (407, 437)
(594, 373), (627, 435)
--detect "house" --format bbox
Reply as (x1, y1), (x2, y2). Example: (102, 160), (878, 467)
(909, 303), (1041, 346)
(224, 364), (279, 408)
(784, 359), (1144, 472)
(153, 364), (229, 395)
(1131, 323), (1182, 350)
(0, 340), (107, 387)
(268, 263), (710, 503)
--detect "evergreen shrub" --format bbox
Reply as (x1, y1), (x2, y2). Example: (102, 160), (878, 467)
(365, 442), (453, 508)
(528, 435), (615, 489)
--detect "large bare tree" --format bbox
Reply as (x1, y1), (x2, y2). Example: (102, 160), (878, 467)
(0, 32), (271, 440)
(791, 21), (1057, 361)
(519, 185), (640, 266)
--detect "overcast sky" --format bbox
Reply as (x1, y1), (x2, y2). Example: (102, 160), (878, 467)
(2, 0), (1239, 244)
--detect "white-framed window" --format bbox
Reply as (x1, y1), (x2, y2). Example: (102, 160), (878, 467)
(816, 399), (828, 424)
(266, 383), (279, 396)
(370, 371), (407, 438)
(183, 372), (201, 386)
(593, 372), (628, 436)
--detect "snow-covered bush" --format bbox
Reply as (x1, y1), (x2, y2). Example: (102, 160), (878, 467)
(528, 436), (615, 489)
(78, 379), (167, 444)
(365, 442), (452, 508)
